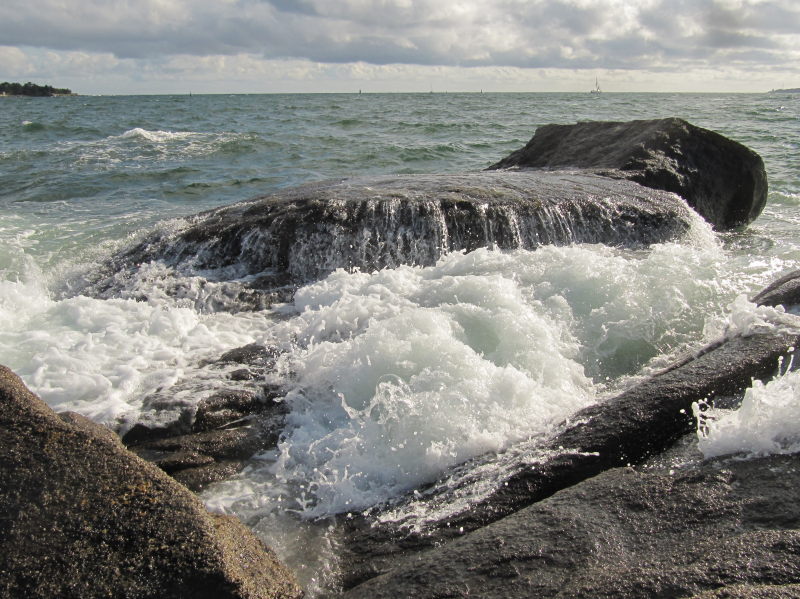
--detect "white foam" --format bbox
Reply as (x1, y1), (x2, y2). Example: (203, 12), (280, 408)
(205, 241), (732, 521)
(47, 127), (247, 167)
(118, 127), (196, 143)
(0, 264), (276, 429)
(696, 362), (800, 459)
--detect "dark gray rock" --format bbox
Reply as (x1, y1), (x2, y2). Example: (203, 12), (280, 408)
(339, 450), (800, 599)
(127, 393), (287, 492)
(335, 326), (800, 590)
(99, 171), (696, 297)
(0, 365), (302, 599)
(122, 344), (288, 490)
(216, 343), (281, 366)
(129, 422), (276, 492)
(488, 118), (768, 230)
(753, 269), (800, 308)
(193, 390), (267, 432)
(204, 343), (284, 384)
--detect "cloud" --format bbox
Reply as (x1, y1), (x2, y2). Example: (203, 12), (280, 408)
(1, 0), (798, 92)
(0, 46), (34, 77)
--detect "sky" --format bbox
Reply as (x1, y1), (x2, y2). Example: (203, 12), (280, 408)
(1, 0), (799, 94)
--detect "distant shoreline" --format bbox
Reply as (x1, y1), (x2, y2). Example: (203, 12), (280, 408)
(769, 87), (800, 93)
(0, 93), (77, 97)
(0, 81), (74, 97)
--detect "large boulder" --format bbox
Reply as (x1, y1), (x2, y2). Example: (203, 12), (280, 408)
(488, 118), (768, 230)
(90, 171), (698, 304)
(0, 365), (302, 599)
(340, 449), (800, 598)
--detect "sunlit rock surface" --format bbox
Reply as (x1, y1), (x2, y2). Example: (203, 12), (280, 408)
(0, 366), (301, 599)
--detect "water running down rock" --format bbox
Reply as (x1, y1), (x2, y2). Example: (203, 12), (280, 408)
(91, 171), (699, 310)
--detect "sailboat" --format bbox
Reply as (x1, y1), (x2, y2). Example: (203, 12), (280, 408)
(590, 78), (602, 94)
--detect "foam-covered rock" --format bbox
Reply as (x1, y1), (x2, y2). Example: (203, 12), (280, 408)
(92, 171), (698, 303)
(336, 325), (800, 589)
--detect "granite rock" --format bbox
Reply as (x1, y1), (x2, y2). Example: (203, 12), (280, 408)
(0, 365), (302, 599)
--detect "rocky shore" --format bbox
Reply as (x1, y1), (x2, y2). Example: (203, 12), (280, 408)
(4, 118), (798, 598)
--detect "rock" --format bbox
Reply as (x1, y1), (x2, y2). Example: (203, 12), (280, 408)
(752, 269), (800, 308)
(339, 448), (800, 598)
(216, 343), (281, 366)
(335, 324), (800, 589)
(130, 424), (273, 492)
(193, 390), (269, 432)
(126, 390), (287, 492)
(122, 418), (194, 445)
(99, 171), (697, 295)
(204, 344), (284, 384)
(688, 584), (800, 598)
(0, 365), (302, 599)
(488, 118), (768, 230)
(121, 344), (287, 490)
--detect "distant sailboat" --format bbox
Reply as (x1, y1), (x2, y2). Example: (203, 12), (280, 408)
(590, 78), (602, 94)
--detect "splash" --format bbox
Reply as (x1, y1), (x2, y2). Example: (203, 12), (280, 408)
(695, 362), (800, 458)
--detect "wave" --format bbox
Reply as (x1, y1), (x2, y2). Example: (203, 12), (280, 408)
(21, 120), (45, 131)
(118, 127), (197, 143)
(203, 239), (731, 524)
(696, 346), (800, 459)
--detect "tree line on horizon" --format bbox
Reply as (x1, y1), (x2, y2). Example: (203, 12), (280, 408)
(0, 81), (73, 96)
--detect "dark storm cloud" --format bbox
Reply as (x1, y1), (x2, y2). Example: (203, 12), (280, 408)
(1, 0), (797, 70)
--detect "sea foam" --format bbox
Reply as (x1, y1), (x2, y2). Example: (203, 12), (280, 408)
(694, 297), (800, 459)
(204, 239), (729, 519)
(0, 259), (277, 429)
(696, 363), (800, 459)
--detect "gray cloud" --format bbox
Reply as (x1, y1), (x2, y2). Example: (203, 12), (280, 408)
(0, 0), (798, 71)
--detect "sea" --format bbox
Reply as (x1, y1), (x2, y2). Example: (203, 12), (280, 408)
(2, 92), (800, 592)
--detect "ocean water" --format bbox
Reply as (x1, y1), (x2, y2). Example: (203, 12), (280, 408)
(2, 92), (800, 591)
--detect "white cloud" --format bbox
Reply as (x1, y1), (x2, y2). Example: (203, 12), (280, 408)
(1, 0), (798, 92)
(0, 46), (33, 77)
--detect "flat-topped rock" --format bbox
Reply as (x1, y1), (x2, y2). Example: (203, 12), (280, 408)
(488, 118), (768, 230)
(99, 171), (698, 296)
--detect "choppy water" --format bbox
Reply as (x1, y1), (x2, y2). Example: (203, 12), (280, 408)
(2, 92), (800, 591)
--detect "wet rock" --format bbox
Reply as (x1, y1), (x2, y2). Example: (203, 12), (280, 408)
(126, 388), (288, 492)
(120, 390), (197, 444)
(217, 343), (280, 366)
(122, 344), (287, 490)
(752, 269), (800, 309)
(340, 449), (800, 598)
(335, 325), (800, 589)
(488, 118), (768, 230)
(204, 344), (284, 384)
(193, 390), (267, 432)
(122, 418), (193, 445)
(0, 365), (301, 599)
(105, 171), (697, 291)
